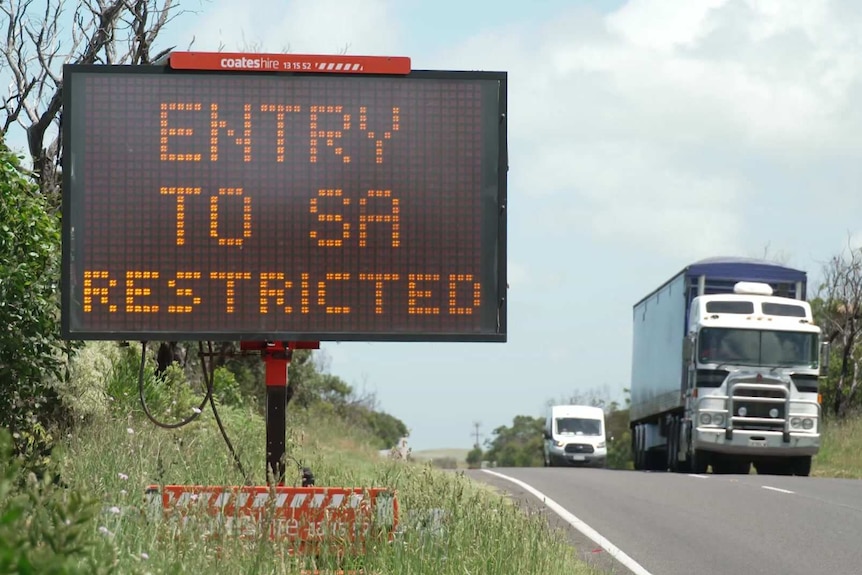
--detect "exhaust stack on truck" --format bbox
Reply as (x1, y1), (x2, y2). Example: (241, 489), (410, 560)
(628, 257), (829, 476)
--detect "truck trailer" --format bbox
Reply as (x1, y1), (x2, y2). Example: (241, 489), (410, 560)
(629, 257), (829, 476)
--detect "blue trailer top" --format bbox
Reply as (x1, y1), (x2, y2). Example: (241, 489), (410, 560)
(685, 256), (807, 284)
(634, 256), (808, 311)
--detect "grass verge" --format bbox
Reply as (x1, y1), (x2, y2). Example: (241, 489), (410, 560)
(56, 406), (603, 574)
(812, 416), (862, 478)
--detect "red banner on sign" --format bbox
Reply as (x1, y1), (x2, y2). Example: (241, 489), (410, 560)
(146, 484), (398, 553)
(169, 51), (411, 75)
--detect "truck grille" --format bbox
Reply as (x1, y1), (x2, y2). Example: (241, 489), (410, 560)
(564, 443), (594, 454)
(731, 381), (787, 430)
(732, 401), (785, 426)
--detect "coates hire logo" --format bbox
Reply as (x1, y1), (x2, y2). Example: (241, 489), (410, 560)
(220, 56), (266, 69)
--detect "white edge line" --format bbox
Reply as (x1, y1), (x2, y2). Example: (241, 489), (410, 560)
(688, 474), (710, 479)
(482, 470), (654, 575)
(761, 485), (795, 494)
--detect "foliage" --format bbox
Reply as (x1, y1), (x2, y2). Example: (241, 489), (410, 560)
(429, 457), (459, 470)
(1, 0), (190, 207)
(211, 366), (245, 407)
(105, 343), (200, 423)
(95, 341), (409, 451)
(0, 428), (114, 574)
(604, 399), (633, 470)
(811, 243), (862, 418)
(466, 446), (483, 468)
(811, 413), (862, 478)
(484, 415), (545, 467)
(57, 411), (601, 575)
(219, 351), (264, 407)
(355, 406), (409, 449)
(0, 139), (72, 466)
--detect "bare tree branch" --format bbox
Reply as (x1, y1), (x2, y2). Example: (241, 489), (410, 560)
(1, 0), (207, 208)
(815, 233), (862, 416)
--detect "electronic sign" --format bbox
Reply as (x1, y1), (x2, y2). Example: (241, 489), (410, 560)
(61, 55), (507, 342)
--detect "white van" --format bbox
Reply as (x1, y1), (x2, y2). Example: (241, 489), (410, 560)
(543, 405), (607, 467)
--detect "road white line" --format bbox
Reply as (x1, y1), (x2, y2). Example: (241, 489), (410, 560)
(688, 474), (710, 479)
(482, 470), (654, 575)
(761, 485), (795, 494)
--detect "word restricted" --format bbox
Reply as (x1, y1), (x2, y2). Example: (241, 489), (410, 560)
(61, 65), (507, 341)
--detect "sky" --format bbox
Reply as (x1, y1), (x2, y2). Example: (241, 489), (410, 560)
(7, 0), (862, 452)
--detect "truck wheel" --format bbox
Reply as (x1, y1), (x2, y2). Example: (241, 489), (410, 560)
(666, 418), (679, 472)
(793, 456), (812, 477)
(635, 425), (646, 470)
(690, 449), (709, 474)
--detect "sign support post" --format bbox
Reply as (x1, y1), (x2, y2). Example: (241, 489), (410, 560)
(264, 341), (290, 484)
(242, 340), (321, 485)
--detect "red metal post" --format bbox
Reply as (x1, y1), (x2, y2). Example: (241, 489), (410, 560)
(263, 341), (290, 484)
(241, 341), (319, 485)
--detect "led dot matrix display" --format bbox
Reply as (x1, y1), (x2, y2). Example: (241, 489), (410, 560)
(62, 63), (507, 342)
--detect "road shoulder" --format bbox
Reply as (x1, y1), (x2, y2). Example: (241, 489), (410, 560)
(464, 469), (632, 575)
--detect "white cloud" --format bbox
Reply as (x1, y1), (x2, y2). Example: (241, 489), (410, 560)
(606, 0), (729, 52)
(188, 0), (400, 55)
(426, 0), (862, 259)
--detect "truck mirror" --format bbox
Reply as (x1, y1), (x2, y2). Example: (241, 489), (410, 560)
(820, 341), (831, 375)
(683, 336), (694, 364)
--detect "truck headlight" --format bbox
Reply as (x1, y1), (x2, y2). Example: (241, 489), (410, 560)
(712, 414), (725, 427)
(790, 417), (802, 428)
(802, 418), (814, 430)
(699, 413), (712, 425)
(597, 441), (606, 449)
(554, 440), (565, 447)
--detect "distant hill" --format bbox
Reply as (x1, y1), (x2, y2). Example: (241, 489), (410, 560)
(411, 448), (471, 468)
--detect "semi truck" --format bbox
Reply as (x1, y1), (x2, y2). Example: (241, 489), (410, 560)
(629, 257), (829, 476)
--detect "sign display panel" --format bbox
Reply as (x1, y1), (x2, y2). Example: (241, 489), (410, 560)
(61, 63), (507, 341)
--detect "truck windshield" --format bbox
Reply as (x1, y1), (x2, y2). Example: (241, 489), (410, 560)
(555, 418), (602, 436)
(698, 328), (819, 368)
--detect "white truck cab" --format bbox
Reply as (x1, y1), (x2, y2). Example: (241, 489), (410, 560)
(543, 404), (607, 467)
(682, 282), (824, 475)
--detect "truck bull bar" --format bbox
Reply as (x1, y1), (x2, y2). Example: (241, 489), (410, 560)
(695, 382), (821, 442)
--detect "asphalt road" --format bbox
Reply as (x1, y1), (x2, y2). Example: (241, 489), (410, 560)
(467, 467), (862, 575)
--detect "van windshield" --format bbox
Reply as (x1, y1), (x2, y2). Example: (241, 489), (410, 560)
(556, 417), (602, 436)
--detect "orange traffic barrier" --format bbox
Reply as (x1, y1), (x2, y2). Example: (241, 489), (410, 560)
(145, 484), (398, 556)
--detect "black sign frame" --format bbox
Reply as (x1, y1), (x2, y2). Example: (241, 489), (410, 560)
(60, 63), (507, 342)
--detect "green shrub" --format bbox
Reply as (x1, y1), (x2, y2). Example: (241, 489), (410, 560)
(105, 343), (199, 423)
(212, 366), (244, 407)
(466, 446), (483, 468)
(0, 141), (74, 466)
(0, 428), (115, 574)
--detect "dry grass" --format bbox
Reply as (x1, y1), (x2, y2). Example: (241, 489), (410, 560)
(812, 415), (862, 478)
